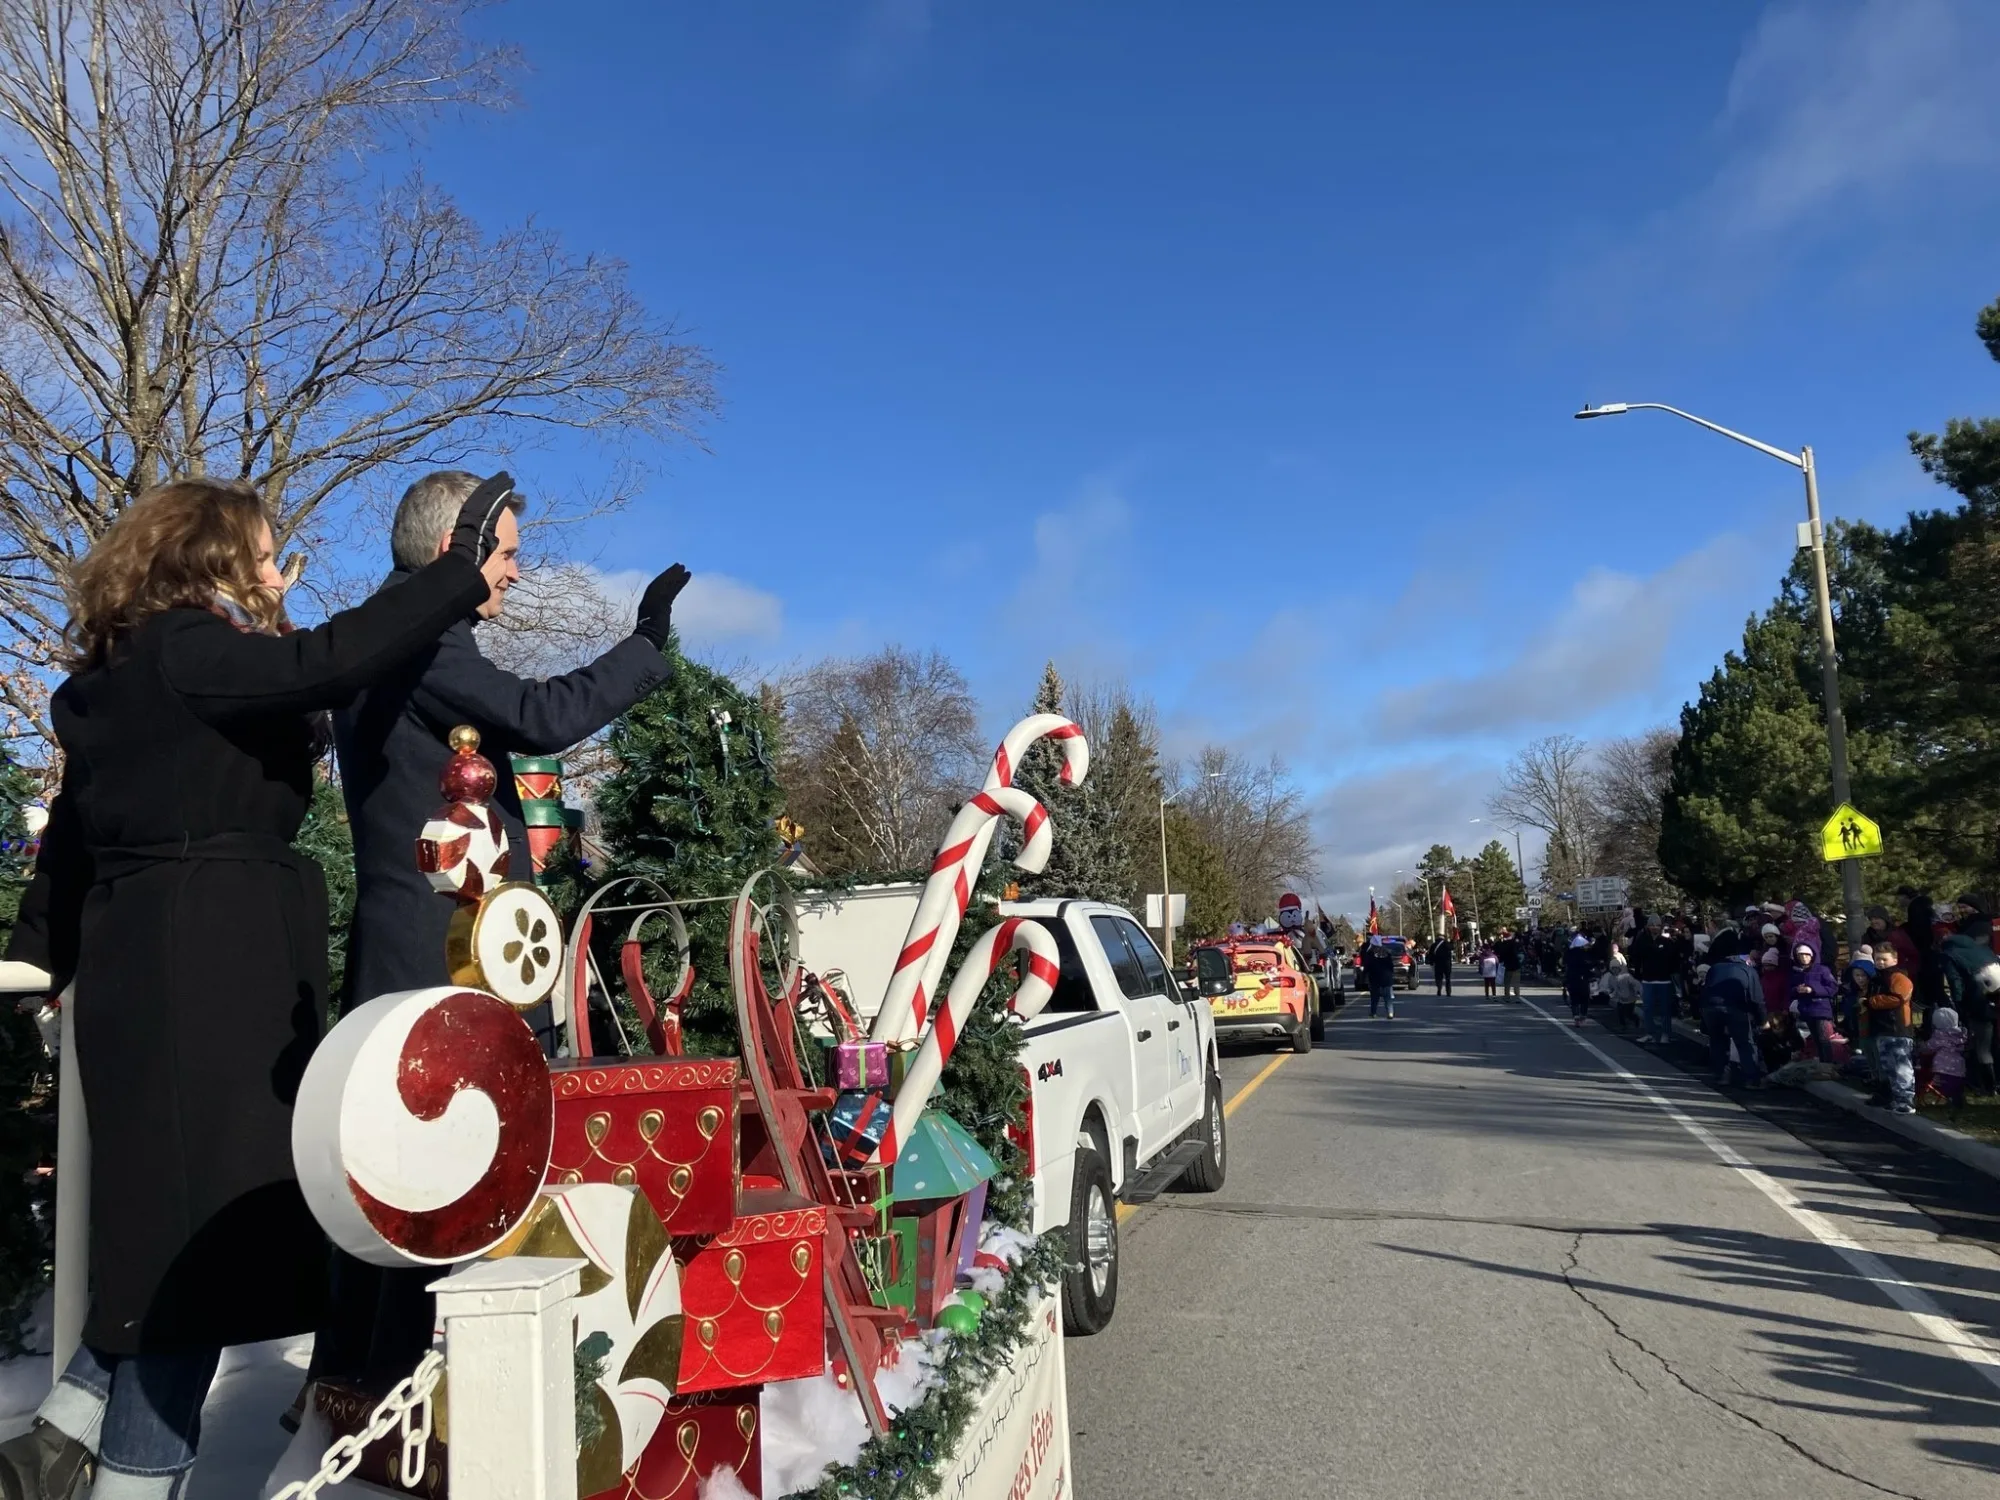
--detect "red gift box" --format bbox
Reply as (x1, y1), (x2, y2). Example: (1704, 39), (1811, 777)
(585, 1390), (761, 1500)
(674, 1187), (827, 1393)
(547, 1058), (740, 1237)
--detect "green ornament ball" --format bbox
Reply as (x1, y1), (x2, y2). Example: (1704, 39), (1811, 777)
(936, 1302), (979, 1335)
(957, 1290), (987, 1315)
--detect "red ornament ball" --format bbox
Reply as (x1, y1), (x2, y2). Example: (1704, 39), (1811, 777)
(440, 727), (499, 801)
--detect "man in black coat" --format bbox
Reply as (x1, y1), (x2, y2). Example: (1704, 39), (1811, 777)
(334, 470), (685, 1015)
(320, 470), (686, 1392)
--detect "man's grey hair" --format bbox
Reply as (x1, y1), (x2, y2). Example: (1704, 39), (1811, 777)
(390, 470), (525, 570)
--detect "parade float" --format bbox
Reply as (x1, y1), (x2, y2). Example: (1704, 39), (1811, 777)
(277, 714), (1087, 1500)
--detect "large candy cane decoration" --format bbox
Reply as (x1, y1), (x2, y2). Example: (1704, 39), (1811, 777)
(869, 783), (1054, 1045)
(873, 918), (1060, 1166)
(870, 716), (1088, 1046)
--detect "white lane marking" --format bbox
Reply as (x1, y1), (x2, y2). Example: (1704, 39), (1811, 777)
(1521, 999), (2000, 1393)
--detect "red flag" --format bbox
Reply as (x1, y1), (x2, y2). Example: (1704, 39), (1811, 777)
(1367, 896), (1380, 935)
(1440, 885), (1456, 916)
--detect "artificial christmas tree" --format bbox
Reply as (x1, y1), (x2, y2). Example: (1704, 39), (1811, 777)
(593, 635), (788, 1051)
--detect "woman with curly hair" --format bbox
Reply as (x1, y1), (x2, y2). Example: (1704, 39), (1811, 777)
(0, 475), (514, 1500)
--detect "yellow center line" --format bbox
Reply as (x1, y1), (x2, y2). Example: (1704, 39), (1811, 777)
(1222, 1053), (1292, 1119)
(1117, 1049), (1302, 1221)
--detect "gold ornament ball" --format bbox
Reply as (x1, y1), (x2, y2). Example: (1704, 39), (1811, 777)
(449, 724), (482, 753)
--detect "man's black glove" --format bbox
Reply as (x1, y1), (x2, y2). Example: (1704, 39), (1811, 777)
(447, 472), (516, 564)
(633, 564), (692, 647)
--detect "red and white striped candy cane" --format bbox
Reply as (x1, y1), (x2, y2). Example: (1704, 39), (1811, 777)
(869, 784), (1052, 1046)
(872, 917), (1060, 1166)
(871, 716), (1089, 1046)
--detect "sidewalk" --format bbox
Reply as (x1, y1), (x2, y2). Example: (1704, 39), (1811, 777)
(1667, 1015), (2000, 1186)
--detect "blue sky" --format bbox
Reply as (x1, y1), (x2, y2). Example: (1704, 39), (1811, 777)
(415, 0), (2000, 919)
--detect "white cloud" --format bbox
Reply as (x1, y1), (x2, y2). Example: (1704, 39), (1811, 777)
(1304, 759), (1523, 925)
(593, 567), (784, 646)
(1373, 533), (1756, 741)
(1570, 0), (2000, 315)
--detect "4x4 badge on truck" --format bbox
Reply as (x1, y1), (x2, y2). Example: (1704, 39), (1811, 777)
(1037, 1058), (1064, 1082)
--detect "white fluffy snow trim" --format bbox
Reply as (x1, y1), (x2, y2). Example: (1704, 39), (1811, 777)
(698, 1466), (758, 1500)
(759, 1339), (945, 1496)
(979, 1223), (1035, 1266)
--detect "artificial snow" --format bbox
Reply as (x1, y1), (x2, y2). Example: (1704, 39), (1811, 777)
(697, 1463), (758, 1500)
(759, 1338), (946, 1497)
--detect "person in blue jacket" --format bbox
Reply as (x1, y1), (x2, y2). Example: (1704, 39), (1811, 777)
(1701, 931), (1765, 1088)
(1563, 933), (1595, 1025)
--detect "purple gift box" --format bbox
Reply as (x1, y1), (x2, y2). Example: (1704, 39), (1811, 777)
(834, 1039), (888, 1091)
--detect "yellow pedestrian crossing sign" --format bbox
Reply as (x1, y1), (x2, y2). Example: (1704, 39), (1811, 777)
(1821, 804), (1882, 862)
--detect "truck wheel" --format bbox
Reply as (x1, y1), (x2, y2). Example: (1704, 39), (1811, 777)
(1178, 1074), (1227, 1192)
(1292, 1012), (1314, 1053)
(1061, 1146), (1119, 1336)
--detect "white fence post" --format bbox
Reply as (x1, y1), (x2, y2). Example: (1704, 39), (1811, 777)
(51, 984), (85, 1373)
(431, 1257), (583, 1500)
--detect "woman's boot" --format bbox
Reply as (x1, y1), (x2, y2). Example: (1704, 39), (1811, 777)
(0, 1421), (94, 1500)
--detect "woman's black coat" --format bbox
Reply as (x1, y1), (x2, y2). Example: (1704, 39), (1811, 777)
(8, 556), (487, 1355)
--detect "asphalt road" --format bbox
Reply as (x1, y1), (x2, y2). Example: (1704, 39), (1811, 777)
(1066, 977), (2000, 1499)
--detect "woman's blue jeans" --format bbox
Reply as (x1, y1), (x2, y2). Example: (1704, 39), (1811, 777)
(1641, 981), (1674, 1043)
(39, 1343), (219, 1498)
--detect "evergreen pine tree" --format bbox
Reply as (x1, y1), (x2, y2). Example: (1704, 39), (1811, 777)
(1466, 840), (1527, 930)
(593, 636), (786, 1052)
(1095, 702), (1165, 911)
(0, 745), (52, 1350)
(1163, 806), (1233, 942)
(1011, 663), (1126, 905)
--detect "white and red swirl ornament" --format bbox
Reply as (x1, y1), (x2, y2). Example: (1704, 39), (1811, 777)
(293, 986), (554, 1267)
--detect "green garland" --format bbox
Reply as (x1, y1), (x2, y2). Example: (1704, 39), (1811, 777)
(796, 1231), (1068, 1500)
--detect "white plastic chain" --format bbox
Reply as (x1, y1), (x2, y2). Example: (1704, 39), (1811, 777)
(272, 1350), (445, 1499)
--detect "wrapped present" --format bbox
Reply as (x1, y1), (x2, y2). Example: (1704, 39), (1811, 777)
(674, 1187), (826, 1393)
(833, 1039), (887, 1090)
(886, 1039), (918, 1097)
(548, 1059), (739, 1237)
(824, 1088), (891, 1168)
(587, 1390), (760, 1500)
(312, 1379), (446, 1498)
(485, 1183), (684, 1497)
(828, 1164), (893, 1235)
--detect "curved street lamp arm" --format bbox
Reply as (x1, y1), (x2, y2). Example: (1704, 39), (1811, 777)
(1582, 402), (1803, 468)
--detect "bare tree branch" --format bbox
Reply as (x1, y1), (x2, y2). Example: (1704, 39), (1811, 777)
(0, 0), (717, 748)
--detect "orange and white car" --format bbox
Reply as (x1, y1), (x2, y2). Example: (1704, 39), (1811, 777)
(1192, 936), (1322, 1053)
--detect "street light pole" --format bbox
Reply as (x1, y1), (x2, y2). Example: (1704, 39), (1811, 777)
(1156, 771), (1221, 968)
(1576, 403), (1864, 941)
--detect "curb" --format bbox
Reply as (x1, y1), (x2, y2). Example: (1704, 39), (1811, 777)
(1665, 1017), (2000, 1186)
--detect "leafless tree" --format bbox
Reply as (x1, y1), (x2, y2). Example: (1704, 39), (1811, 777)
(780, 647), (981, 875)
(1590, 727), (1680, 906)
(1172, 745), (1316, 920)
(0, 0), (717, 744)
(1488, 733), (1602, 896)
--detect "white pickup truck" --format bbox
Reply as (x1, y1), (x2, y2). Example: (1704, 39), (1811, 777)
(796, 887), (1226, 1337)
(1002, 898), (1225, 1334)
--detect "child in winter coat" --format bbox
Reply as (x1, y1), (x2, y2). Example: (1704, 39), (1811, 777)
(1788, 937), (1840, 1061)
(1842, 944), (1876, 1051)
(1478, 944), (1498, 997)
(1919, 1005), (1968, 1107)
(1867, 947), (1916, 1113)
(1605, 952), (1643, 1032)
(1758, 932), (1790, 1017)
